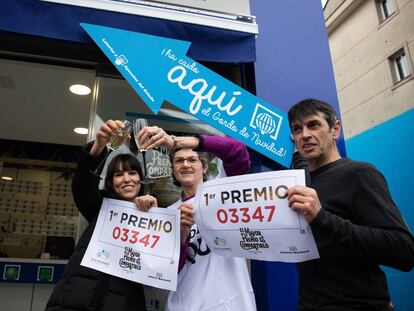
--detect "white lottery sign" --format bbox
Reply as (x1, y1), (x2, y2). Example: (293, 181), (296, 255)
(195, 170), (319, 262)
(81, 198), (180, 291)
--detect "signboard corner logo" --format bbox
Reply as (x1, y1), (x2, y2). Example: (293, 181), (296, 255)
(213, 237), (226, 246)
(249, 103), (283, 140)
(96, 249), (110, 259)
(115, 55), (128, 66)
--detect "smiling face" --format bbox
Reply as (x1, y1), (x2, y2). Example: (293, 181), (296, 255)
(291, 112), (341, 171)
(172, 149), (207, 190)
(112, 164), (141, 201)
(105, 153), (143, 201)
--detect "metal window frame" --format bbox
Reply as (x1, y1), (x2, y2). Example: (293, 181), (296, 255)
(394, 52), (411, 81)
(379, 0), (396, 20)
(40, 0), (259, 34)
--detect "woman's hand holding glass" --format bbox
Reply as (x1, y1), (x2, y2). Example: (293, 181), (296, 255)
(133, 119), (153, 185)
(136, 125), (175, 150)
(133, 120), (175, 185)
(90, 119), (132, 177)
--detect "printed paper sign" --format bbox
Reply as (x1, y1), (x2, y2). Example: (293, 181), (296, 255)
(194, 170), (319, 262)
(146, 147), (173, 179)
(80, 23), (294, 168)
(81, 198), (180, 291)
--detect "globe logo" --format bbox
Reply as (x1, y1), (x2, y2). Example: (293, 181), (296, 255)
(249, 103), (283, 140)
(255, 112), (276, 135)
(97, 249), (110, 259)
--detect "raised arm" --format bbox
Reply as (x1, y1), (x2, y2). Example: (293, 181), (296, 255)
(73, 119), (128, 221)
(137, 126), (250, 176)
(199, 135), (250, 176)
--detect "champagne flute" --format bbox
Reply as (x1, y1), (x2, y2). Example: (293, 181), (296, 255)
(91, 120), (133, 177)
(133, 118), (155, 185)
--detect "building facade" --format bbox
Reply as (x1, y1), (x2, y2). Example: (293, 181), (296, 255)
(325, 0), (413, 138)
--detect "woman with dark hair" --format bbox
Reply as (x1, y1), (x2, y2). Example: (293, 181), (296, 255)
(46, 120), (157, 311)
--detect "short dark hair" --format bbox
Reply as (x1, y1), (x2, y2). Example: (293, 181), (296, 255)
(169, 148), (208, 187)
(288, 98), (338, 128)
(104, 153), (144, 196)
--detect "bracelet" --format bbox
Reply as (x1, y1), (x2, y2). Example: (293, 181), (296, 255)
(170, 135), (178, 149)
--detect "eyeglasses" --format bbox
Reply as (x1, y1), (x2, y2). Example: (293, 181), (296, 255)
(173, 156), (200, 166)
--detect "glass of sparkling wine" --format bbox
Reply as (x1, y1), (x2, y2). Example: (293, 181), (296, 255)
(92, 120), (133, 177)
(133, 118), (155, 185)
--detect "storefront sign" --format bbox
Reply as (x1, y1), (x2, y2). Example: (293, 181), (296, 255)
(81, 23), (294, 168)
(146, 147), (172, 179)
(194, 170), (319, 262)
(81, 198), (180, 291)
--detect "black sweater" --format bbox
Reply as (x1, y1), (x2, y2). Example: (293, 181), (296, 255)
(298, 158), (414, 310)
(46, 145), (147, 311)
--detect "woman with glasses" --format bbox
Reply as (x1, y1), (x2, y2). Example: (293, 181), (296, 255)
(137, 127), (257, 311)
(46, 120), (157, 311)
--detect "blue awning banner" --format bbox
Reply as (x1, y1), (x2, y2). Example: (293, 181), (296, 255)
(0, 0), (256, 63)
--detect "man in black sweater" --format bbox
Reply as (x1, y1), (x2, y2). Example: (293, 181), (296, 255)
(286, 98), (414, 310)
